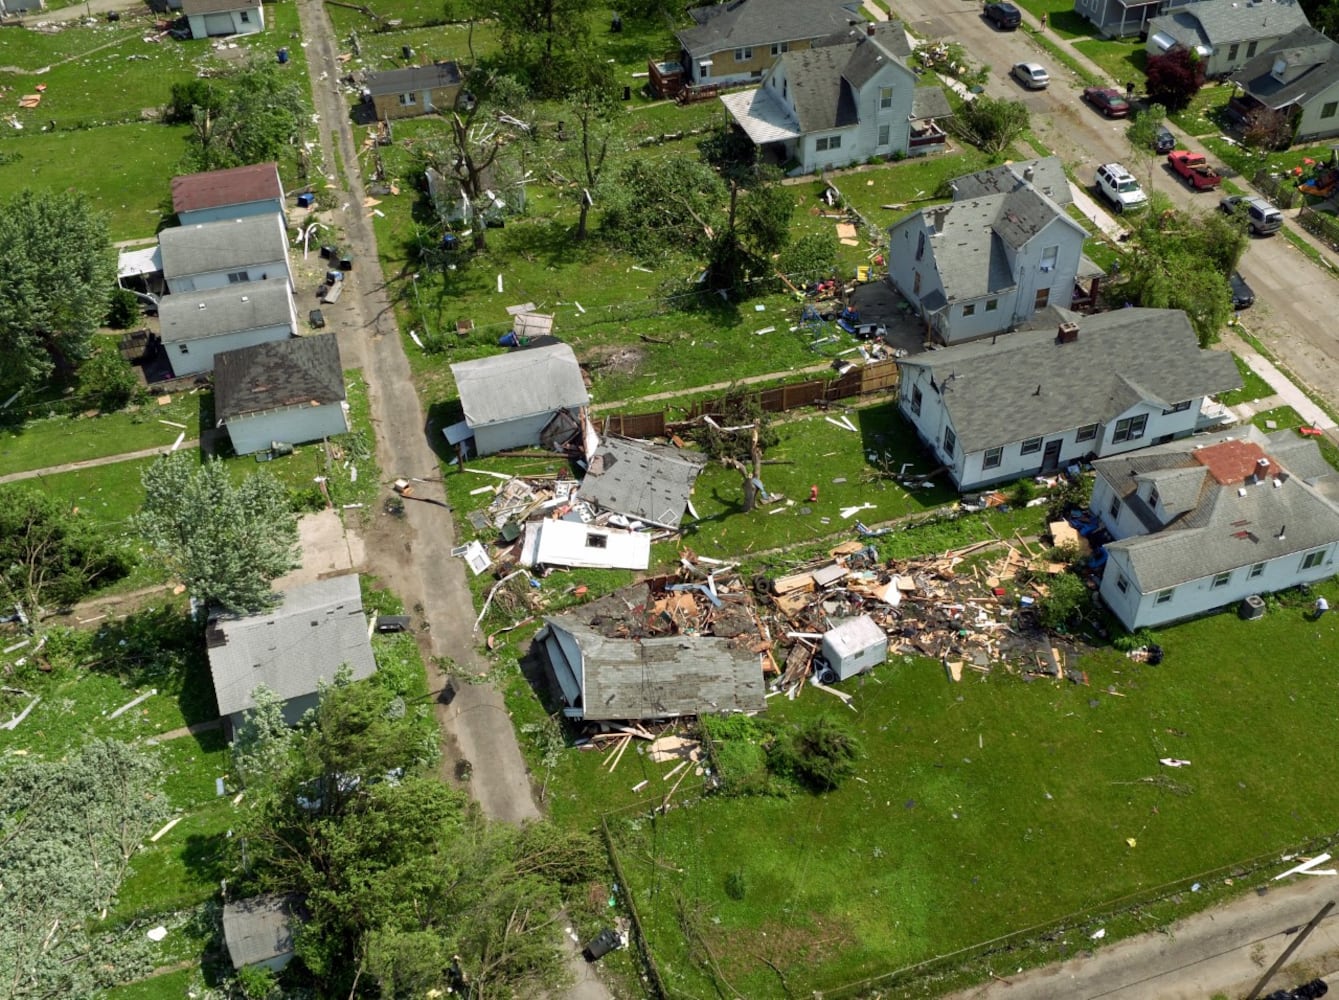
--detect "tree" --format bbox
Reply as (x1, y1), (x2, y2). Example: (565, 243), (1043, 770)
(1242, 106), (1295, 151)
(0, 486), (132, 613)
(134, 453), (300, 614)
(1104, 192), (1245, 346)
(600, 155), (726, 259)
(1125, 103), (1168, 187)
(231, 685), (294, 789)
(566, 88), (617, 240)
(184, 62), (308, 173)
(948, 96), (1030, 156)
(1038, 571), (1089, 630)
(693, 389), (780, 512)
(1146, 48), (1205, 113)
(766, 715), (862, 792)
(708, 178), (797, 294)
(0, 190), (115, 401)
(493, 0), (602, 98)
(77, 340), (140, 411)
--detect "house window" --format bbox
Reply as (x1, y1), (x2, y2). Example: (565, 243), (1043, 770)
(910, 385), (923, 416)
(1228, 43), (1239, 61)
(751, 69), (763, 79)
(1212, 571), (1232, 589)
(815, 135), (842, 151)
(1040, 245), (1059, 272)
(879, 86), (894, 109)
(1021, 437), (1042, 455)
(1148, 486), (1160, 508)
(239, 8), (250, 21)
(1116, 574), (1129, 594)
(178, 343), (189, 354)
(943, 426), (956, 456)
(1249, 562), (1266, 579)
(782, 79), (786, 98)
(1076, 423), (1098, 443)
(962, 303), (976, 317)
(1113, 414), (1147, 443)
(985, 298), (998, 312)
(915, 231), (925, 261)
(771, 42), (789, 56)
(1246, 41), (1258, 57)
(586, 533), (608, 549)
(1163, 400), (1192, 414)
(1109, 495), (1121, 519)
(1323, 102), (1339, 120)
(734, 47), (753, 62)
(398, 93), (416, 106)
(878, 124), (890, 146)
(983, 447), (1003, 469)
(227, 271), (248, 283)
(1034, 287), (1050, 310)
(1155, 588), (1174, 605)
(1302, 549), (1327, 570)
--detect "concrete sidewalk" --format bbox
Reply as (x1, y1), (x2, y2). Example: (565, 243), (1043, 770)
(1229, 340), (1336, 430)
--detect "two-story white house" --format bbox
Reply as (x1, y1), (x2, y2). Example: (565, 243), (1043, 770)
(1091, 427), (1339, 630)
(1145, 0), (1310, 80)
(1229, 26), (1339, 145)
(158, 281), (297, 378)
(171, 162), (286, 227)
(720, 23), (950, 172)
(887, 157), (1097, 345)
(895, 310), (1242, 491)
(158, 215), (294, 296)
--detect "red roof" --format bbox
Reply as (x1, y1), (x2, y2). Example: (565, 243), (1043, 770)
(172, 162), (283, 215)
(1193, 438), (1276, 485)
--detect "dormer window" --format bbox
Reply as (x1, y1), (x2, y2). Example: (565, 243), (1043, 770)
(1148, 486), (1159, 508)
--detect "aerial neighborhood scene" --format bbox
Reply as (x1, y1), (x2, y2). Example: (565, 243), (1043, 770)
(8, 0), (1339, 995)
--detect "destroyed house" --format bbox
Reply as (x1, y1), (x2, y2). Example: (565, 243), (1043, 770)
(577, 435), (708, 529)
(450, 343), (589, 456)
(895, 309), (1241, 491)
(1092, 427), (1339, 630)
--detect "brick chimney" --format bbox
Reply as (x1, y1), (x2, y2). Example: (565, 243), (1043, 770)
(867, 23), (876, 35)
(1057, 321), (1079, 344)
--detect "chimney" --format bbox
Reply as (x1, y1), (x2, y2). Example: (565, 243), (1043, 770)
(866, 23), (876, 35)
(931, 206), (949, 232)
(1023, 165), (1035, 183)
(1056, 321), (1079, 344)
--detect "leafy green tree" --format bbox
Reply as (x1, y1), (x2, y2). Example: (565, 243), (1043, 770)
(105, 287), (142, 330)
(0, 486), (132, 612)
(185, 62), (308, 173)
(163, 78), (224, 125)
(1146, 48), (1205, 113)
(135, 453), (300, 614)
(232, 685), (294, 789)
(601, 155), (727, 259)
(77, 340), (140, 411)
(493, 0), (602, 98)
(948, 96), (1031, 156)
(766, 715), (862, 792)
(1038, 571), (1089, 630)
(777, 231), (839, 283)
(0, 190), (115, 401)
(1125, 103), (1168, 187)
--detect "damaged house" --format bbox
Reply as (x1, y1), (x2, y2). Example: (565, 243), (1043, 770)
(577, 435), (708, 530)
(538, 582), (768, 722)
(450, 343), (589, 455)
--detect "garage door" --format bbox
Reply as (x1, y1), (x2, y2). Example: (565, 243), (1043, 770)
(204, 12), (234, 35)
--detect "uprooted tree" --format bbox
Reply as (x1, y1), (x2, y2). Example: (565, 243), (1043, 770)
(948, 95), (1031, 156)
(693, 389), (780, 513)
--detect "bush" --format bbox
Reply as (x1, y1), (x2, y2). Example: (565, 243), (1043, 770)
(1038, 571), (1089, 630)
(724, 869), (747, 901)
(767, 715), (862, 793)
(77, 343), (140, 411)
(105, 287), (141, 330)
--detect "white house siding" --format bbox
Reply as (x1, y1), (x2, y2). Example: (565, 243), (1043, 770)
(472, 409), (578, 456)
(228, 691), (318, 736)
(225, 402), (348, 456)
(178, 199), (285, 227)
(171, 325), (292, 377)
(1100, 542), (1339, 630)
(797, 62), (916, 173)
(188, 7), (262, 37)
(1295, 82), (1339, 143)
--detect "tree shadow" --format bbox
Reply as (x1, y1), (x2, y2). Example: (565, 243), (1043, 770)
(85, 606), (218, 725)
(856, 403), (955, 510)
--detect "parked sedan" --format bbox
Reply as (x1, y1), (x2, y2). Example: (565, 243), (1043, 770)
(1230, 270), (1255, 310)
(1012, 62), (1050, 89)
(1153, 123), (1176, 154)
(1083, 86), (1130, 118)
(983, 2), (1022, 29)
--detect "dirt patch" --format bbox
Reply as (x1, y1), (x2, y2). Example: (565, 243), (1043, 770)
(716, 913), (859, 978)
(581, 343), (647, 377)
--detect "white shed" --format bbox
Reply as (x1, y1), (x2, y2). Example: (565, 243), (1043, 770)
(820, 615), (888, 681)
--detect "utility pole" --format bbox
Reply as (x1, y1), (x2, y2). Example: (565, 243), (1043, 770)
(1244, 899), (1335, 1000)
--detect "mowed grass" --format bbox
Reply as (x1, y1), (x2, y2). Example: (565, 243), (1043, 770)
(1217, 354), (1276, 407)
(608, 584), (1339, 997)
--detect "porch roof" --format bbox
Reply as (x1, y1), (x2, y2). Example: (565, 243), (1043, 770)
(721, 88), (802, 144)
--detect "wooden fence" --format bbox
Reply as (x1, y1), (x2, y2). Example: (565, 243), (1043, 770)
(600, 360), (900, 439)
(1297, 205), (1339, 252)
(1252, 169), (1303, 210)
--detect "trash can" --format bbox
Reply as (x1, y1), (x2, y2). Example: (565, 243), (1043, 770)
(277, 47), (289, 64)
(308, 309), (325, 329)
(1240, 594), (1266, 620)
(296, 192), (315, 208)
(582, 929), (620, 963)
(402, 45), (414, 60)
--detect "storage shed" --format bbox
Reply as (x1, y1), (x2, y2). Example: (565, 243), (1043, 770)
(449, 343), (589, 455)
(820, 615), (888, 681)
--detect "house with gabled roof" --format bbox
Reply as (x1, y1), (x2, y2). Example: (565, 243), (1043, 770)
(172, 162), (285, 227)
(158, 215), (293, 295)
(721, 22), (949, 172)
(1229, 25), (1339, 145)
(214, 334), (348, 456)
(1091, 427), (1339, 629)
(887, 157), (1096, 344)
(206, 574), (375, 732)
(363, 61), (463, 121)
(183, 0), (263, 37)
(450, 343), (589, 456)
(1145, 0), (1310, 79)
(895, 310), (1241, 491)
(159, 281), (296, 377)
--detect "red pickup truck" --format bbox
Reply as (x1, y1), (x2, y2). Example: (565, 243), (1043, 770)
(1167, 150), (1223, 190)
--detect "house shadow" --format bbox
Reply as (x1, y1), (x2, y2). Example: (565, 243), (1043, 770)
(84, 606), (219, 727)
(855, 403), (956, 510)
(424, 399), (465, 464)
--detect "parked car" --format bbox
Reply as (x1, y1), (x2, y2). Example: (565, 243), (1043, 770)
(1229, 270), (1255, 310)
(1083, 86), (1130, 118)
(1167, 150), (1223, 190)
(983, 2), (1022, 29)
(1095, 162), (1148, 213)
(1012, 62), (1050, 89)
(1220, 194), (1284, 235)
(1153, 124), (1176, 154)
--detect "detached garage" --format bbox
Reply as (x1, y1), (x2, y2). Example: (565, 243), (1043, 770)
(214, 334), (349, 456)
(183, 0), (263, 38)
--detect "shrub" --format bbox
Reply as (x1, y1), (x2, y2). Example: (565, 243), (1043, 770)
(77, 343), (140, 411)
(1146, 48), (1205, 113)
(724, 869), (747, 901)
(767, 715), (862, 793)
(1039, 571), (1089, 630)
(105, 287), (141, 330)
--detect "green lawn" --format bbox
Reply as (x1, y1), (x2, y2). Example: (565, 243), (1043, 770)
(601, 582), (1339, 997)
(1216, 353), (1275, 406)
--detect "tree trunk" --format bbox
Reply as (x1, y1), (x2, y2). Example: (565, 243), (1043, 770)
(576, 199), (590, 240)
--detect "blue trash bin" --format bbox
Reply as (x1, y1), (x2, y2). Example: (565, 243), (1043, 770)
(277, 47), (290, 64)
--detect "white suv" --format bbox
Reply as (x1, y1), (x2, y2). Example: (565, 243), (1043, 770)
(1095, 162), (1147, 213)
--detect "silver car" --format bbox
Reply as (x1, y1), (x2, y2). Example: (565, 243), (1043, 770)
(1012, 62), (1050, 89)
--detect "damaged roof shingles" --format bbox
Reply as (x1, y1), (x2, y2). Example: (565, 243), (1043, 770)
(578, 436), (708, 529)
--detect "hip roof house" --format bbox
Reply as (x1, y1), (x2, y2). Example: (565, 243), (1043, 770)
(214, 334), (348, 456)
(895, 310), (1241, 491)
(158, 214), (293, 295)
(172, 162), (286, 226)
(159, 281), (296, 377)
(183, 0), (263, 37)
(450, 343), (589, 455)
(1092, 427), (1339, 630)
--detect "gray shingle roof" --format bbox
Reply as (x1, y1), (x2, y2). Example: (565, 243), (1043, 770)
(158, 282), (293, 344)
(214, 334), (345, 422)
(207, 574), (375, 718)
(364, 61), (462, 97)
(544, 617), (766, 721)
(183, 0), (258, 14)
(450, 343), (589, 428)
(1149, 0), (1308, 48)
(950, 156), (1072, 207)
(577, 435), (708, 529)
(912, 195), (1021, 304)
(222, 896), (296, 970)
(1097, 427), (1339, 592)
(678, 0), (861, 57)
(814, 20), (912, 57)
(779, 44), (858, 131)
(911, 85), (952, 122)
(898, 308), (1241, 454)
(159, 215), (288, 281)
(1231, 25), (1339, 109)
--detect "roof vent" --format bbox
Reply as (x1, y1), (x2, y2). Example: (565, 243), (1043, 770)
(197, 302), (206, 310)
(1024, 165), (1035, 182)
(1238, 487), (1248, 497)
(1056, 321), (1079, 344)
(240, 295), (249, 302)
(1273, 478), (1282, 488)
